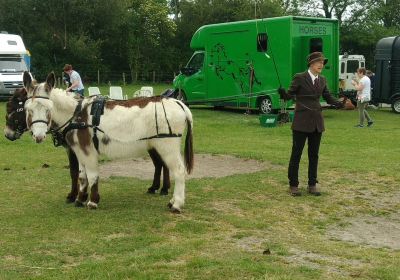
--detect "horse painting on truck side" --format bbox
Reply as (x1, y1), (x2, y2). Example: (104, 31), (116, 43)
(173, 16), (340, 114)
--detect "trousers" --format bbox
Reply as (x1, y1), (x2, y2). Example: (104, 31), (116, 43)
(357, 101), (372, 125)
(288, 130), (322, 187)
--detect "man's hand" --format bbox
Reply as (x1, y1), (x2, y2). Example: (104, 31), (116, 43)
(278, 87), (286, 97)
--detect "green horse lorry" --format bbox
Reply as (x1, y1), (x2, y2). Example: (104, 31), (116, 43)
(173, 16), (339, 113)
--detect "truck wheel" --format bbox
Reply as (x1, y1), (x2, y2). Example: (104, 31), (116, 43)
(391, 98), (400, 113)
(259, 97), (272, 114)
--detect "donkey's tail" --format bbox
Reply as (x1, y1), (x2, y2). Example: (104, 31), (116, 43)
(175, 100), (194, 174)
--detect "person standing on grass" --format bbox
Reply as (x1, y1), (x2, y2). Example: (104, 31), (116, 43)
(63, 64), (85, 97)
(352, 67), (373, 128)
(278, 52), (344, 197)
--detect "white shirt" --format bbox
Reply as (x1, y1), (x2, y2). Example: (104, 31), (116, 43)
(70, 70), (84, 91)
(358, 76), (371, 101)
(308, 69), (318, 84)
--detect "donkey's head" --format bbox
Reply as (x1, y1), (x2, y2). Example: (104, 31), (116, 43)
(4, 87), (28, 141)
(23, 72), (55, 143)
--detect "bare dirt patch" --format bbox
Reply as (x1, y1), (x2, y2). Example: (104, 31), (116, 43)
(284, 248), (365, 276)
(99, 154), (276, 180)
(327, 213), (400, 250)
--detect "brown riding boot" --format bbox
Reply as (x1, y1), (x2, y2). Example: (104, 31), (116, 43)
(289, 186), (301, 196)
(308, 185), (321, 196)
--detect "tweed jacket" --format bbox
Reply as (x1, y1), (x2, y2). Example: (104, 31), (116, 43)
(280, 71), (342, 133)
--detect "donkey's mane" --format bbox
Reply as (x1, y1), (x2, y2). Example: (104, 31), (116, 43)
(49, 87), (80, 112)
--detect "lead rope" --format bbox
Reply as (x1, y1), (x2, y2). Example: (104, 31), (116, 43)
(254, 2), (288, 122)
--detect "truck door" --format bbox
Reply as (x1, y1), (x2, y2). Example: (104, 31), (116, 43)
(182, 51), (206, 101)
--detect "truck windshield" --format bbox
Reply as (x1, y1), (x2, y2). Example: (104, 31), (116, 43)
(0, 57), (27, 72)
(187, 53), (204, 72)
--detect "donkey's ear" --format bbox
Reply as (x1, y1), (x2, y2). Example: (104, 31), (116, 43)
(23, 71), (33, 90)
(46, 72), (56, 91)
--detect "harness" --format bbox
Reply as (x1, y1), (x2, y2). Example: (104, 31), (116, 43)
(27, 96), (53, 126)
(6, 101), (27, 137)
(51, 96), (106, 152)
(138, 99), (182, 140)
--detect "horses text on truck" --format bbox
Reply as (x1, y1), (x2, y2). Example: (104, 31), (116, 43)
(173, 16), (339, 114)
(0, 32), (29, 100)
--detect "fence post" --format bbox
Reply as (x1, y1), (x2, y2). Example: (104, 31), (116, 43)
(97, 69), (100, 85)
(153, 71), (156, 83)
(122, 72), (126, 86)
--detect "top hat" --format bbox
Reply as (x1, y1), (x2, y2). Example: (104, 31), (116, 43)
(307, 52), (328, 67)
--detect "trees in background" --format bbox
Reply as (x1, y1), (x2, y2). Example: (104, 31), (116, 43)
(0, 0), (399, 81)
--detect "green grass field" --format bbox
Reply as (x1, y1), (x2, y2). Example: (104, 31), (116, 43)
(1, 100), (400, 279)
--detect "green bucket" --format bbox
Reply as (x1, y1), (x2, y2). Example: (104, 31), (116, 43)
(259, 114), (277, 127)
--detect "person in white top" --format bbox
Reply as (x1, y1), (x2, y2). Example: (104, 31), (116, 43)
(351, 67), (373, 127)
(63, 64), (85, 97)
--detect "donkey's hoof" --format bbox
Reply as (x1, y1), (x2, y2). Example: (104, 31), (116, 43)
(167, 202), (173, 209)
(66, 194), (76, 203)
(170, 206), (181, 214)
(87, 201), (98, 210)
(65, 195), (76, 203)
(75, 200), (85, 207)
(160, 189), (168, 196)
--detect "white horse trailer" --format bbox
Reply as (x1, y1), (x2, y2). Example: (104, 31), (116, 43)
(0, 32), (28, 100)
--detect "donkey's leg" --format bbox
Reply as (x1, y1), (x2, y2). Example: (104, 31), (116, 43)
(160, 166), (170, 196)
(156, 143), (186, 213)
(147, 149), (162, 194)
(75, 163), (89, 207)
(66, 148), (79, 203)
(85, 165), (100, 210)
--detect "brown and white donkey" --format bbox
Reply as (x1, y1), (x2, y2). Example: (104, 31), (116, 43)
(4, 87), (175, 205)
(23, 72), (193, 212)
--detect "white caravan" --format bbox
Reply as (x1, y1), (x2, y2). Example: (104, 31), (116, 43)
(0, 32), (29, 99)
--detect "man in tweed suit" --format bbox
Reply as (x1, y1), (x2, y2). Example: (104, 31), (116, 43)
(279, 52), (344, 196)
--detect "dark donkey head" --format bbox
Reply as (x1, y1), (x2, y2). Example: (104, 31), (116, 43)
(4, 87), (28, 141)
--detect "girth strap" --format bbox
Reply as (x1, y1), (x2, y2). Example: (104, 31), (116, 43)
(138, 98), (182, 141)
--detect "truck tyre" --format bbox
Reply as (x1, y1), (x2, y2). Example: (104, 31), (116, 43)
(391, 98), (400, 114)
(259, 97), (273, 114)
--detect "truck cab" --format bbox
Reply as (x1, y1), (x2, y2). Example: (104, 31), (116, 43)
(0, 32), (29, 100)
(339, 53), (365, 93)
